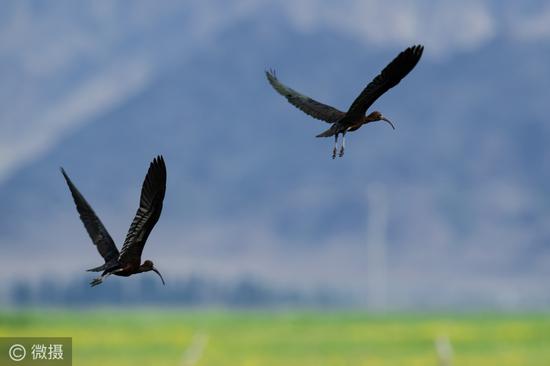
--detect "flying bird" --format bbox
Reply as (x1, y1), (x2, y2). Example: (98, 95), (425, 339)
(61, 156), (167, 287)
(266, 45), (424, 158)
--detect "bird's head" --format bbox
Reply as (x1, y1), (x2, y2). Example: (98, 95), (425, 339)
(141, 260), (166, 285)
(366, 111), (395, 130)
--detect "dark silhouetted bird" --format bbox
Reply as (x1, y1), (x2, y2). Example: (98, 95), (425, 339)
(61, 156), (167, 287)
(266, 45), (424, 158)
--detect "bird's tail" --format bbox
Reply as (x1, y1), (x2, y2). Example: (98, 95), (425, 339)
(316, 125), (337, 138)
(86, 264), (106, 272)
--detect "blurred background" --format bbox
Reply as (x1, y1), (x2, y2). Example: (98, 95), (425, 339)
(1, 0), (550, 364)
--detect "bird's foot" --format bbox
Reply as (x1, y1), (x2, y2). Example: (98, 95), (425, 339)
(339, 147), (345, 157)
(332, 148), (337, 159)
(90, 277), (103, 287)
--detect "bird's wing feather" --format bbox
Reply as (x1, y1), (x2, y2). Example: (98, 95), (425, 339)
(266, 70), (345, 124)
(345, 45), (424, 121)
(118, 156), (167, 267)
(61, 168), (119, 263)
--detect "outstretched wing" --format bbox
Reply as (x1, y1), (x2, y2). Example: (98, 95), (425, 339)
(266, 69), (345, 124)
(118, 156), (167, 266)
(61, 168), (119, 263)
(345, 45), (424, 120)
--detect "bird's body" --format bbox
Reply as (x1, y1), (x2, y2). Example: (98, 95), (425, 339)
(61, 156), (167, 287)
(315, 111), (391, 137)
(266, 45), (423, 158)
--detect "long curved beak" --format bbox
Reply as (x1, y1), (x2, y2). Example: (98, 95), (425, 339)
(382, 117), (395, 130)
(152, 267), (166, 285)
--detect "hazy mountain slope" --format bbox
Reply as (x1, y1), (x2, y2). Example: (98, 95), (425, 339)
(1, 15), (550, 306)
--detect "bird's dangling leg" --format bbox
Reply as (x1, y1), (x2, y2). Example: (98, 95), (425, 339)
(90, 268), (122, 287)
(332, 134), (339, 159)
(90, 273), (110, 287)
(339, 132), (346, 157)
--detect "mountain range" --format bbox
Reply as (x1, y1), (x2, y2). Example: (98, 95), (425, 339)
(1, 0), (550, 308)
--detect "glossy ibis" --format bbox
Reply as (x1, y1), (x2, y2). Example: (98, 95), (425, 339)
(266, 45), (424, 158)
(61, 156), (167, 287)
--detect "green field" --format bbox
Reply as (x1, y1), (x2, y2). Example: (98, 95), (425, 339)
(1, 310), (549, 365)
